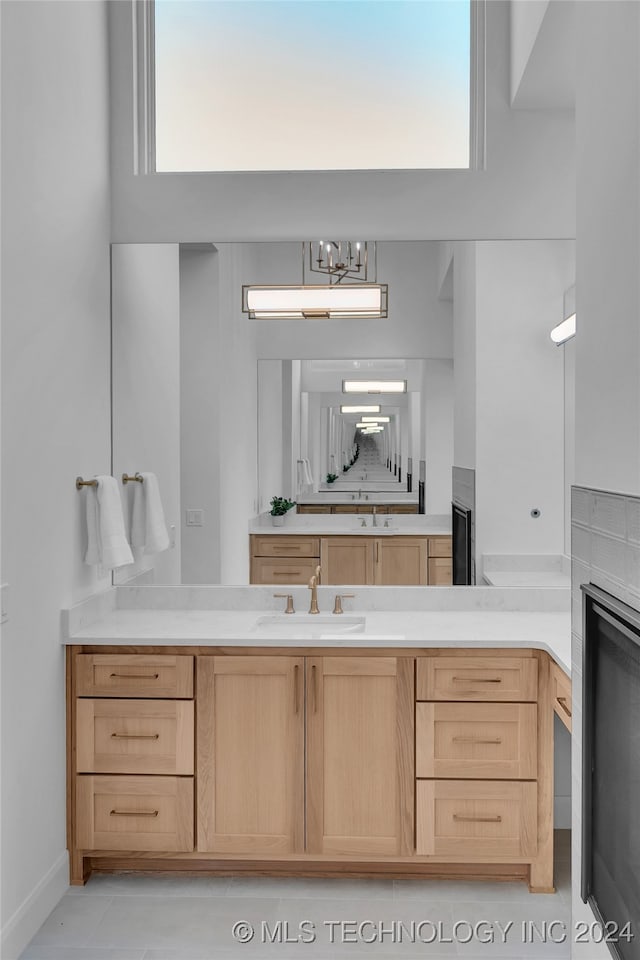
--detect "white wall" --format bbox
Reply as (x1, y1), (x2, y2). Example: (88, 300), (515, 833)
(474, 241), (573, 568)
(423, 360), (455, 515)
(180, 246), (221, 583)
(452, 242), (477, 469)
(572, 3), (640, 954)
(257, 360), (285, 512)
(0, 2), (111, 956)
(111, 244), (181, 585)
(107, 1), (575, 241)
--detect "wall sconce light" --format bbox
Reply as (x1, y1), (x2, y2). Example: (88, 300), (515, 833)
(550, 313), (576, 345)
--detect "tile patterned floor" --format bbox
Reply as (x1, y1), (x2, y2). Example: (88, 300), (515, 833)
(19, 832), (571, 960)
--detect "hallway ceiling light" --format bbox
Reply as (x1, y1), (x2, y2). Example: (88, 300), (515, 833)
(242, 284), (387, 320)
(341, 404), (381, 414)
(361, 415), (390, 422)
(362, 426), (383, 434)
(550, 313), (576, 345)
(343, 380), (407, 393)
(356, 421), (380, 428)
(242, 241), (387, 320)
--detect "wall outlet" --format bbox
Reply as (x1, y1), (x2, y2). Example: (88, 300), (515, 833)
(186, 509), (204, 527)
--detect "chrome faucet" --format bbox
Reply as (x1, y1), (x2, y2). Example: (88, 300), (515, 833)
(308, 565), (321, 614)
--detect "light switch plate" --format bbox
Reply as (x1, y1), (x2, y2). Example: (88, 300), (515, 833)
(186, 509), (204, 527)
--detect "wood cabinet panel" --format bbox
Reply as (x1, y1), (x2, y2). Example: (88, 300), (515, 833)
(416, 780), (538, 860)
(416, 702), (537, 779)
(428, 537), (452, 558)
(197, 656), (304, 855)
(251, 536), (320, 557)
(428, 558), (452, 585)
(76, 775), (193, 852)
(320, 538), (374, 585)
(375, 538), (428, 585)
(417, 657), (538, 702)
(306, 657), (414, 857)
(75, 654), (193, 699)
(551, 661), (572, 732)
(297, 505), (331, 514)
(251, 557), (319, 585)
(76, 699), (194, 775)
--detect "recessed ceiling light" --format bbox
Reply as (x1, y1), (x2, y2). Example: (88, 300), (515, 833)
(343, 380), (407, 393)
(361, 416), (390, 422)
(340, 404), (381, 414)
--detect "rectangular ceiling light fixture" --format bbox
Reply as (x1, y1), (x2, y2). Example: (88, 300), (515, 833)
(356, 421), (380, 428)
(242, 284), (388, 320)
(342, 379), (407, 393)
(340, 404), (381, 414)
(361, 415), (390, 422)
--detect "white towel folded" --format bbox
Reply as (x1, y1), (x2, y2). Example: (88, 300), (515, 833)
(130, 472), (170, 555)
(303, 458), (313, 485)
(84, 475), (134, 570)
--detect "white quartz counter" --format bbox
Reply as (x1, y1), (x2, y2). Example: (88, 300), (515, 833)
(250, 514), (451, 537)
(483, 571), (571, 588)
(64, 598), (570, 676)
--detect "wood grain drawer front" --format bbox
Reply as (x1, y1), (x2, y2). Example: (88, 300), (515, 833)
(297, 505), (331, 514)
(390, 504), (419, 514)
(428, 537), (452, 558)
(76, 700), (194, 775)
(251, 557), (319, 585)
(416, 780), (538, 860)
(428, 558), (452, 585)
(417, 657), (538, 702)
(76, 775), (193, 852)
(416, 703), (537, 780)
(252, 536), (320, 557)
(75, 655), (193, 699)
(551, 662), (572, 732)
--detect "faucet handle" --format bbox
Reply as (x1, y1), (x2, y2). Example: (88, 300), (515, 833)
(333, 594), (355, 615)
(273, 593), (295, 614)
(359, 516), (367, 527)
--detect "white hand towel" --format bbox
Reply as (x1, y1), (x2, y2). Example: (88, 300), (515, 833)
(131, 472), (170, 555)
(84, 475), (134, 570)
(303, 459), (313, 485)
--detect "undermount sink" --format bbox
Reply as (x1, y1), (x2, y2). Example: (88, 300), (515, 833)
(253, 614), (366, 638)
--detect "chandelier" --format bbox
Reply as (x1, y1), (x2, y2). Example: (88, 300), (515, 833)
(242, 241), (388, 320)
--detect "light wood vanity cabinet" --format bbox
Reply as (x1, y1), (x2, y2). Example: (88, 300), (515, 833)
(250, 533), (450, 585)
(68, 645), (558, 893)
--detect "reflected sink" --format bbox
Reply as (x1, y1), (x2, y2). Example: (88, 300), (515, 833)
(253, 614), (366, 639)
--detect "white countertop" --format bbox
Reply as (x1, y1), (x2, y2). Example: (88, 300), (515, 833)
(484, 571), (571, 588)
(250, 521), (451, 537)
(64, 606), (571, 676)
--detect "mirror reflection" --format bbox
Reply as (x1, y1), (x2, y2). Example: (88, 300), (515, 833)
(111, 239), (575, 588)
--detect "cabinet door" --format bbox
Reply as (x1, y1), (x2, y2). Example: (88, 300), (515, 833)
(320, 538), (374, 584)
(197, 656), (304, 855)
(250, 556), (319, 585)
(374, 537), (428, 585)
(306, 657), (414, 857)
(428, 557), (452, 585)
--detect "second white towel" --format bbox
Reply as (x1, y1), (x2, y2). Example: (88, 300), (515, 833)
(85, 475), (134, 570)
(130, 472), (170, 555)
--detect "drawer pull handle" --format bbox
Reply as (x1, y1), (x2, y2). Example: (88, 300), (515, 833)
(109, 673), (160, 680)
(110, 809), (159, 818)
(273, 572), (299, 577)
(273, 545), (302, 550)
(452, 677), (502, 683)
(452, 736), (503, 745)
(556, 696), (572, 718)
(111, 733), (160, 740)
(453, 814), (502, 823)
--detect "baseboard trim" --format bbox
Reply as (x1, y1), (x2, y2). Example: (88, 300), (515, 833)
(1, 850), (68, 960)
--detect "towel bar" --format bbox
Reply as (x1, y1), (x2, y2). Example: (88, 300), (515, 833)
(76, 476), (98, 490)
(122, 473), (144, 485)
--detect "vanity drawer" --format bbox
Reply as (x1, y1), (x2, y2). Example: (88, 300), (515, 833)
(76, 699), (194, 775)
(417, 657), (538, 702)
(252, 536), (320, 557)
(428, 558), (452, 585)
(75, 654), (193, 699)
(76, 775), (194, 852)
(416, 702), (537, 779)
(251, 556), (319, 585)
(551, 662), (572, 732)
(428, 537), (452, 558)
(416, 780), (537, 859)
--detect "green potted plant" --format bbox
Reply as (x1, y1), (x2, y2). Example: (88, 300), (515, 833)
(326, 472), (338, 484)
(269, 496), (296, 526)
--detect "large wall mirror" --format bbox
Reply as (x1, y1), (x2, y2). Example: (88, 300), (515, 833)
(111, 239), (575, 586)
